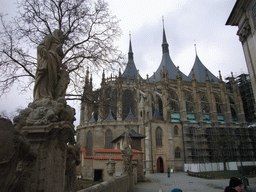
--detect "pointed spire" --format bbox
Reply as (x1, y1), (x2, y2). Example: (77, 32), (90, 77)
(162, 20), (169, 54)
(102, 69), (105, 81)
(205, 69), (209, 81)
(85, 67), (89, 84)
(177, 66), (182, 80)
(192, 68), (196, 80)
(194, 40), (197, 55)
(219, 70), (223, 82)
(119, 68), (121, 77)
(90, 74), (92, 89)
(128, 32), (133, 60)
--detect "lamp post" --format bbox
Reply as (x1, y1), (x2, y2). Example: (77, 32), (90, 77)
(236, 139), (247, 191)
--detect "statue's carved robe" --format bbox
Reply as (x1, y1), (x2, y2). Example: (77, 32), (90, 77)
(33, 34), (63, 100)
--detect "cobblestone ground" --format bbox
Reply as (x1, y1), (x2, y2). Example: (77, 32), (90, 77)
(134, 172), (256, 192)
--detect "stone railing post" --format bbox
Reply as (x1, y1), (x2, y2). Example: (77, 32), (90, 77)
(20, 122), (75, 192)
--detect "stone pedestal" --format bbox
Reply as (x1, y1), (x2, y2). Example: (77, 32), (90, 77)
(122, 153), (134, 192)
(21, 121), (75, 192)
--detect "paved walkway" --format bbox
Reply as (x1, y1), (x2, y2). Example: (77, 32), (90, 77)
(134, 172), (256, 192)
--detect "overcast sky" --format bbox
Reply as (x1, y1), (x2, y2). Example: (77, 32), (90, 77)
(0, 0), (248, 126)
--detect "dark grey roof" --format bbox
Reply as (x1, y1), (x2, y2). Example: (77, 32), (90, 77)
(122, 38), (142, 80)
(111, 129), (145, 143)
(104, 110), (116, 121)
(89, 112), (96, 122)
(124, 109), (137, 121)
(149, 28), (190, 82)
(152, 108), (163, 120)
(188, 55), (218, 84)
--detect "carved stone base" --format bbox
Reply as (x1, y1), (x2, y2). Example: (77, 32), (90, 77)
(21, 122), (75, 192)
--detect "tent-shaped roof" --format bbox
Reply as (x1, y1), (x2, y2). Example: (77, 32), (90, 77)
(122, 36), (142, 80)
(152, 107), (163, 120)
(104, 110), (116, 121)
(149, 28), (190, 82)
(124, 109), (137, 121)
(111, 129), (145, 143)
(188, 55), (218, 84)
(89, 112), (97, 122)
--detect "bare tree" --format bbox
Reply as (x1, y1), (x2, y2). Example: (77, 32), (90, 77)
(0, 0), (124, 97)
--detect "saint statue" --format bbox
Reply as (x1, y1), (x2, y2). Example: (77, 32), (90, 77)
(33, 29), (65, 101)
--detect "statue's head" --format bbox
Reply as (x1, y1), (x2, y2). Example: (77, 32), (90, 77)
(53, 29), (64, 43)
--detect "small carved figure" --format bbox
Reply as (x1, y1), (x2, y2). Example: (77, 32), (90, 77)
(65, 142), (81, 192)
(123, 127), (132, 150)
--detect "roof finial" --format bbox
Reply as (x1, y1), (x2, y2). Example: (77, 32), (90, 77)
(128, 32), (133, 60)
(194, 40), (197, 55)
(162, 16), (164, 28)
(218, 70), (223, 82)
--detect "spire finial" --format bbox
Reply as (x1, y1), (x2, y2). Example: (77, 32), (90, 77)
(219, 70), (223, 82)
(128, 32), (133, 60)
(162, 16), (164, 28)
(194, 40), (197, 55)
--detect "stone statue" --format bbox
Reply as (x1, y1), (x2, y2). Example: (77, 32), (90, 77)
(14, 30), (76, 127)
(123, 127), (132, 149)
(33, 29), (65, 101)
(65, 142), (81, 192)
(121, 127), (133, 175)
(0, 118), (36, 192)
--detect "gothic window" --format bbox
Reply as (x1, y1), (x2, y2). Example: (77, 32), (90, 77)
(156, 127), (163, 147)
(200, 93), (210, 113)
(175, 147), (181, 158)
(117, 142), (120, 149)
(157, 95), (163, 116)
(105, 129), (113, 149)
(122, 89), (135, 119)
(109, 89), (117, 116)
(215, 94), (222, 114)
(170, 90), (179, 112)
(184, 91), (194, 112)
(231, 107), (237, 120)
(174, 126), (179, 135)
(86, 130), (93, 156)
(229, 96), (235, 104)
(229, 96), (237, 120)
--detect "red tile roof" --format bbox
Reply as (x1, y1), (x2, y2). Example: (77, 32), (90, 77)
(80, 148), (139, 161)
(93, 148), (143, 154)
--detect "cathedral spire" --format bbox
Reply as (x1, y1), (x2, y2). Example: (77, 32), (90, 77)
(162, 23), (169, 54)
(128, 32), (133, 60)
(121, 33), (141, 80)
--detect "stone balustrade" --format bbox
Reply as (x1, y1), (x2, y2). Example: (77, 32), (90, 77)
(77, 174), (129, 192)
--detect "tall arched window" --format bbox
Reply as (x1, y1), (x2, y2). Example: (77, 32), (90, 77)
(229, 96), (237, 120)
(200, 93), (210, 113)
(105, 129), (113, 149)
(215, 94), (222, 114)
(122, 89), (135, 119)
(156, 127), (163, 147)
(157, 96), (163, 116)
(175, 147), (181, 158)
(170, 90), (179, 112)
(86, 130), (93, 156)
(174, 125), (179, 135)
(184, 91), (194, 112)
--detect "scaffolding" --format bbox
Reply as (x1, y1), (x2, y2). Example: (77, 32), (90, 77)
(183, 122), (256, 170)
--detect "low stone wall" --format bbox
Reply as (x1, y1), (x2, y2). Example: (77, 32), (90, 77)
(77, 174), (129, 192)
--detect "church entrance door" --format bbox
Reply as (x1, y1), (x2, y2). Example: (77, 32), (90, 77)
(157, 157), (164, 173)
